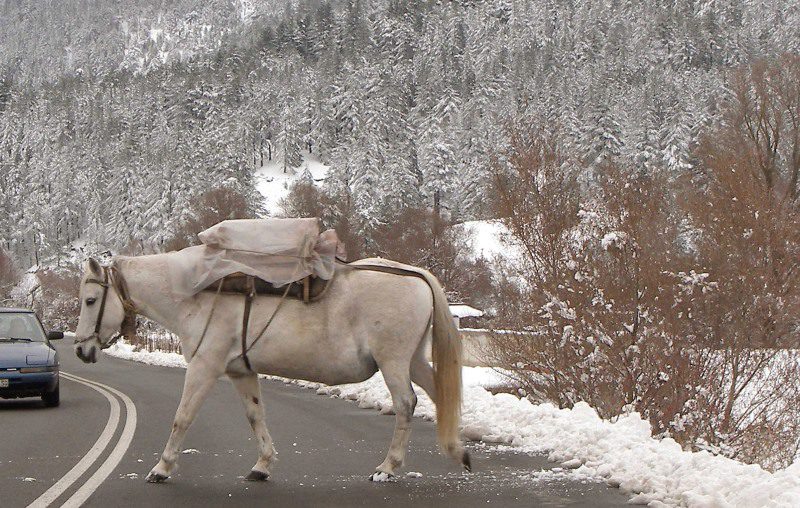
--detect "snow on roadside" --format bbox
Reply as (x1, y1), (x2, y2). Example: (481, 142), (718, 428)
(106, 341), (187, 369)
(104, 342), (800, 507)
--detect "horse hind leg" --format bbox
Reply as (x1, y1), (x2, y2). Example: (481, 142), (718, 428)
(146, 357), (221, 482)
(410, 355), (471, 472)
(228, 372), (277, 481)
(410, 354), (436, 403)
(370, 364), (417, 481)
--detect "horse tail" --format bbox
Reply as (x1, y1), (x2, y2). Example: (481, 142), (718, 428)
(346, 259), (469, 470)
(420, 270), (469, 469)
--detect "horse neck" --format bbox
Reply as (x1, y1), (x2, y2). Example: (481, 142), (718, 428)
(114, 254), (186, 331)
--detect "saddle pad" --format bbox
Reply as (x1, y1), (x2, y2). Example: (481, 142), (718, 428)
(204, 274), (331, 301)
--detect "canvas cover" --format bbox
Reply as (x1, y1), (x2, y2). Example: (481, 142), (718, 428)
(166, 218), (343, 297)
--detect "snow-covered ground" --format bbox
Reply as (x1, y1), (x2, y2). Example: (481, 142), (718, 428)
(104, 341), (800, 507)
(255, 153), (329, 215)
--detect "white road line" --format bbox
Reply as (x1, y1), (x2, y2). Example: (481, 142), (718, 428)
(26, 373), (120, 508)
(59, 374), (137, 508)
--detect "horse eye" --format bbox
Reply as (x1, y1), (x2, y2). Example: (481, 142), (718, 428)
(86, 297), (97, 306)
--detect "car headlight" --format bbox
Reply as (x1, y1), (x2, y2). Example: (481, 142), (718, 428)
(19, 365), (58, 373)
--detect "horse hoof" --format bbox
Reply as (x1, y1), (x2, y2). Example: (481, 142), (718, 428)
(368, 471), (396, 482)
(244, 470), (270, 482)
(462, 451), (472, 472)
(145, 472), (169, 483)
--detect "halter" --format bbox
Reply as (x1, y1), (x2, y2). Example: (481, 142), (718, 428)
(74, 265), (138, 348)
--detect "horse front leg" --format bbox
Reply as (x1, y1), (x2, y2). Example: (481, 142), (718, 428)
(228, 372), (277, 481)
(146, 357), (221, 482)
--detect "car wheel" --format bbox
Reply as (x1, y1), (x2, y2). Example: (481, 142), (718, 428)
(42, 382), (60, 407)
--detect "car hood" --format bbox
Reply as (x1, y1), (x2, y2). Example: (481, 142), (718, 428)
(0, 342), (54, 368)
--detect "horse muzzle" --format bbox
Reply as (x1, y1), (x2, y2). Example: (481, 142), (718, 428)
(75, 342), (98, 363)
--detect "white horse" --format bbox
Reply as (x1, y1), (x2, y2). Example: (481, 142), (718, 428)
(73, 254), (469, 483)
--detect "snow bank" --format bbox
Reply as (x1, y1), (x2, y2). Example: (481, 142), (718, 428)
(105, 341), (187, 369)
(103, 342), (800, 507)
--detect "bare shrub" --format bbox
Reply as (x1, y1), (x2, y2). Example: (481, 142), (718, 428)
(0, 248), (19, 304)
(486, 103), (800, 469)
(370, 207), (495, 307)
(165, 187), (257, 251)
(280, 181), (495, 306)
(279, 179), (328, 220)
(486, 127), (697, 422)
(280, 180), (364, 260)
(34, 268), (81, 331)
(677, 55), (800, 468)
(131, 320), (182, 353)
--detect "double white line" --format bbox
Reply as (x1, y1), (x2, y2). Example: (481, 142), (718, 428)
(27, 372), (137, 508)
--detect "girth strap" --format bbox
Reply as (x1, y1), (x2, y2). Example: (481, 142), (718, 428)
(241, 276), (256, 371)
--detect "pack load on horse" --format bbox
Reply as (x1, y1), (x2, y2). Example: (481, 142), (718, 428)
(183, 218), (342, 297)
(73, 218), (470, 484)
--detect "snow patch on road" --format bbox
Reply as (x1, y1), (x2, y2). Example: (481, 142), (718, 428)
(104, 341), (800, 507)
(523, 467), (599, 484)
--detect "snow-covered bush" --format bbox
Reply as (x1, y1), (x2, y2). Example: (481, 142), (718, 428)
(486, 105), (800, 470)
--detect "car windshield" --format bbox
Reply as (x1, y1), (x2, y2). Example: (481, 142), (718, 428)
(0, 313), (46, 342)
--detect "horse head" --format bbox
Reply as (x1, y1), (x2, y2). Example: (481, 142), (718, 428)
(74, 257), (131, 363)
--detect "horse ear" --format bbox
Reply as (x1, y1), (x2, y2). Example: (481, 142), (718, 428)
(86, 257), (102, 276)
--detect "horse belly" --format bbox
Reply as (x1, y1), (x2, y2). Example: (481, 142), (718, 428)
(257, 336), (377, 386)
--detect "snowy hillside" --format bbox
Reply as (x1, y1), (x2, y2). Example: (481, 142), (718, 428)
(255, 153), (329, 214)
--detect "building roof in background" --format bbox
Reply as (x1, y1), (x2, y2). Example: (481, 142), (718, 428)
(449, 304), (484, 318)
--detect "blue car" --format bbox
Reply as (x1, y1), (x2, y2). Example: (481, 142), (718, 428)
(0, 308), (63, 407)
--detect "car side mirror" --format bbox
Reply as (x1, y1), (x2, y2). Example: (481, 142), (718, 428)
(47, 331), (64, 340)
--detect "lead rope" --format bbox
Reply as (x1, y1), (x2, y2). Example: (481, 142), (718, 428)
(188, 276), (225, 362)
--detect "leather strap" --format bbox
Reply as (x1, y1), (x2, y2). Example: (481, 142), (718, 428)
(302, 276), (310, 303)
(339, 261), (429, 283)
(239, 281), (294, 361)
(77, 264), (139, 347)
(93, 267), (111, 335)
(241, 276), (256, 371)
(188, 275), (225, 362)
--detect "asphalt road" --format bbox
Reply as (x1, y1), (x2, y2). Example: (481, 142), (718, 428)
(1, 341), (629, 507)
